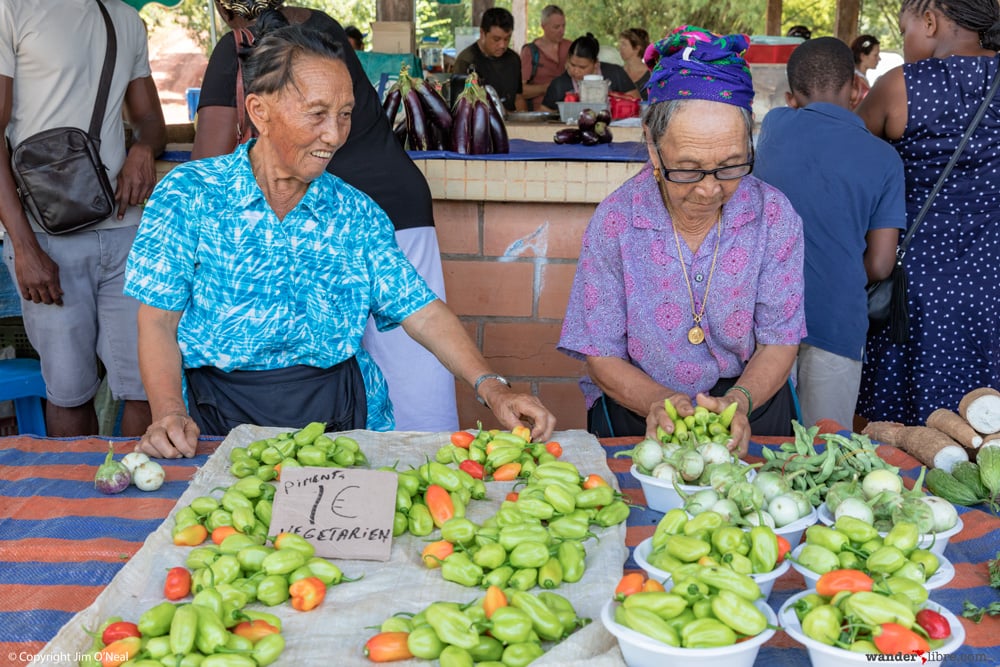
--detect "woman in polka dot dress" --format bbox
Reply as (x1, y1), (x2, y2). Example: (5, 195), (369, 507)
(857, 0), (1000, 424)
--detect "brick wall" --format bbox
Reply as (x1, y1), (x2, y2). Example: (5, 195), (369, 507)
(435, 200), (599, 431)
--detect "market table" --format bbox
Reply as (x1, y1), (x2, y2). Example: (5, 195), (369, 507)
(2, 428), (998, 666)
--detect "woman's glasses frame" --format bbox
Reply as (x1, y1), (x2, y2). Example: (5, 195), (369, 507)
(657, 147), (755, 184)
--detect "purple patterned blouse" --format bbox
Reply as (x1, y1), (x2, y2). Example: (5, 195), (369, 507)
(558, 164), (807, 408)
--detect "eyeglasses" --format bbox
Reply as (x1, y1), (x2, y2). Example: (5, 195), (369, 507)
(657, 148), (755, 184)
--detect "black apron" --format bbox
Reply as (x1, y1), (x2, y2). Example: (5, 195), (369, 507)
(185, 359), (367, 436)
(587, 377), (797, 439)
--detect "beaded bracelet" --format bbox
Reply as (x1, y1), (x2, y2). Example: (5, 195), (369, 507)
(727, 384), (753, 415)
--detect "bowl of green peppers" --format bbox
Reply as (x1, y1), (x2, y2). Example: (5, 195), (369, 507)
(817, 502), (964, 556)
(788, 542), (955, 591)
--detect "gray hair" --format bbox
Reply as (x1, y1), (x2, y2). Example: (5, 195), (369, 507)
(541, 5), (564, 23)
(643, 99), (754, 156)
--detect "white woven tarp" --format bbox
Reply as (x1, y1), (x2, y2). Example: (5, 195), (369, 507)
(37, 427), (628, 665)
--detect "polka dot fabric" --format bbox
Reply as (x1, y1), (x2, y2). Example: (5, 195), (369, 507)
(858, 56), (1000, 424)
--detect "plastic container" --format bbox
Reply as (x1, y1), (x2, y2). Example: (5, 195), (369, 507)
(772, 504), (818, 548)
(556, 100), (609, 124)
(634, 536), (790, 600)
(779, 590), (965, 667)
(602, 597), (776, 667)
(788, 543), (955, 590)
(420, 36), (443, 73)
(817, 504), (964, 556)
(579, 75), (610, 104)
(630, 464), (754, 513)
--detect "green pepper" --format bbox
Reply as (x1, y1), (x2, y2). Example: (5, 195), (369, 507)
(220, 489), (253, 513)
(219, 533), (257, 556)
(712, 526), (749, 556)
(259, 446), (283, 466)
(185, 547), (220, 571)
(859, 536), (884, 554)
(226, 633), (254, 652)
(254, 464), (277, 482)
(664, 608), (695, 634)
(229, 578), (258, 607)
(138, 601), (177, 638)
(866, 545), (907, 574)
(427, 461), (464, 492)
(796, 544), (840, 575)
(500, 642), (544, 667)
(695, 566), (761, 601)
(908, 548), (939, 577)
(392, 511), (408, 536)
(849, 639), (880, 654)
(802, 604), (842, 645)
(498, 524), (550, 551)
(684, 511), (725, 536)
(842, 591), (915, 628)
(190, 496), (221, 517)
(486, 445), (523, 469)
(575, 485), (614, 509)
(143, 636), (172, 660)
(468, 634), (504, 662)
(833, 515), (879, 544)
(508, 541), (551, 569)
(711, 589), (767, 635)
(207, 554), (240, 585)
(514, 497), (555, 521)
(407, 624), (445, 659)
(482, 565), (515, 588)
(496, 505), (531, 528)
(510, 591), (564, 640)
(538, 556), (563, 589)
(595, 500), (631, 527)
(396, 470), (421, 497)
(168, 604), (199, 656)
(230, 458), (260, 478)
(408, 503), (434, 537)
(692, 597), (715, 619)
(441, 517), (479, 546)
(425, 602), (480, 650)
(680, 617), (737, 648)
(806, 525), (849, 553)
(191, 604), (228, 655)
(748, 526), (779, 574)
(472, 542), (508, 571)
(489, 606), (534, 644)
(174, 506), (202, 530)
(652, 509), (689, 549)
(722, 552), (753, 576)
(892, 559), (926, 583)
(793, 592), (827, 623)
(306, 557), (345, 585)
(622, 591), (687, 620)
(837, 551), (865, 571)
(542, 484), (577, 514)
(241, 609), (283, 631)
(260, 548), (306, 576)
(379, 616), (411, 634)
(253, 499), (272, 526)
(877, 576), (928, 608)
(671, 577), (709, 603)
(508, 567), (538, 591)
(295, 444), (327, 467)
(191, 588), (224, 619)
(255, 574), (290, 606)
(395, 487), (413, 514)
(663, 534), (711, 563)
(441, 552), (484, 587)
(205, 509), (233, 532)
(884, 521), (919, 554)
(234, 545), (271, 573)
(647, 549), (684, 574)
(557, 540), (586, 584)
(620, 606), (680, 646)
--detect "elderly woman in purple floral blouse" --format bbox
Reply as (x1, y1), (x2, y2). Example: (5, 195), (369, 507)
(558, 26), (806, 456)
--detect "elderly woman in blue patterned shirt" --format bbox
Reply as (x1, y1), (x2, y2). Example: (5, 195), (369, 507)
(125, 25), (555, 458)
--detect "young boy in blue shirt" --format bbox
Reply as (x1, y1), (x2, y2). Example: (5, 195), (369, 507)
(755, 37), (906, 429)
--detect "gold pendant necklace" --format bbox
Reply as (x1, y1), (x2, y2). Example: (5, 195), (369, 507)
(671, 211), (722, 346)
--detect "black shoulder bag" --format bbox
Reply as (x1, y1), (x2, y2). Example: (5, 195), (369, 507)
(9, 0), (117, 235)
(867, 60), (1000, 343)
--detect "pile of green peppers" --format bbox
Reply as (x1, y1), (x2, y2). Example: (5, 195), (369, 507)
(645, 508), (780, 577)
(389, 460), (486, 537)
(433, 428), (560, 481)
(612, 567), (769, 648)
(794, 588), (950, 654)
(227, 422), (368, 479)
(369, 589), (588, 666)
(796, 517), (940, 583)
(172, 477), (275, 545)
(430, 461), (629, 590)
(655, 400), (737, 448)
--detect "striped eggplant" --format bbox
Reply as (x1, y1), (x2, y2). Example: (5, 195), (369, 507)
(470, 99), (492, 155)
(485, 96), (509, 154)
(415, 79), (453, 133)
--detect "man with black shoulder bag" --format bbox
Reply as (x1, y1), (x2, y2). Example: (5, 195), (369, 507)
(0, 0), (165, 437)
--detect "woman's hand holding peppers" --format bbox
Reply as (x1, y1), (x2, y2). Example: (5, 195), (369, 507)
(695, 393), (749, 457)
(479, 383), (556, 443)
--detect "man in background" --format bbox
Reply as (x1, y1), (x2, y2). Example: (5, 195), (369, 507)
(0, 0), (166, 436)
(453, 7), (526, 111)
(345, 25), (364, 51)
(520, 5), (570, 110)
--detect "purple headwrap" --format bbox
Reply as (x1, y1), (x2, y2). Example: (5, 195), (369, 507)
(643, 25), (754, 109)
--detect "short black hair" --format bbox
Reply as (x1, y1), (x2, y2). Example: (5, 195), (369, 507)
(786, 25), (812, 39)
(786, 36), (854, 97)
(481, 8), (514, 33)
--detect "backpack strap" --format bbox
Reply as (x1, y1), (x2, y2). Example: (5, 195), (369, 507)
(234, 28), (256, 144)
(528, 42), (540, 82)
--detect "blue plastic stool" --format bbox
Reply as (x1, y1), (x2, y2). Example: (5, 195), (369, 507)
(0, 358), (47, 436)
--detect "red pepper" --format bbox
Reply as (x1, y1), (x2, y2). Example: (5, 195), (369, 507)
(873, 622), (930, 655)
(816, 569), (874, 597)
(164, 566), (192, 600)
(100, 621), (139, 646)
(776, 535), (792, 563)
(211, 525), (240, 545)
(288, 576), (326, 612)
(97, 636), (141, 667)
(172, 523), (207, 547)
(583, 474), (609, 489)
(364, 631), (413, 662)
(458, 459), (485, 480)
(233, 619), (281, 643)
(450, 431), (475, 449)
(614, 572), (645, 601)
(483, 584), (508, 619)
(424, 484), (455, 527)
(421, 540), (454, 569)
(545, 441), (563, 458)
(492, 462), (521, 481)
(505, 491), (519, 502)
(915, 609), (951, 640)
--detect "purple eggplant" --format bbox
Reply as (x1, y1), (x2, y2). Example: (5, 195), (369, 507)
(403, 89), (428, 151)
(383, 85), (402, 124)
(580, 130), (601, 146)
(485, 96), (509, 154)
(578, 108), (598, 133)
(594, 121), (614, 144)
(470, 100), (492, 155)
(553, 128), (583, 144)
(393, 120), (407, 147)
(426, 121), (447, 151)
(451, 96), (473, 154)
(94, 443), (131, 494)
(595, 108), (612, 125)
(415, 79), (453, 133)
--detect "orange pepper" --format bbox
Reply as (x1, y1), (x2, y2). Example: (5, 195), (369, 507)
(421, 540), (454, 569)
(614, 572), (645, 600)
(364, 631), (414, 662)
(172, 523), (207, 547)
(505, 491), (519, 502)
(97, 636), (141, 667)
(492, 462), (522, 481)
(776, 535), (792, 563)
(233, 619), (280, 643)
(642, 578), (666, 593)
(211, 525), (240, 545)
(424, 484), (454, 528)
(815, 569), (874, 597)
(288, 576), (326, 612)
(450, 431), (475, 449)
(545, 441), (563, 458)
(483, 584), (508, 619)
(512, 425), (532, 442)
(163, 566), (191, 600)
(582, 474), (609, 489)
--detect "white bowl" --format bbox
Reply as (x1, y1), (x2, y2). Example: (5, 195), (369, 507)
(771, 504), (818, 547)
(779, 590), (965, 667)
(788, 543), (955, 590)
(817, 504), (964, 555)
(602, 597), (776, 667)
(631, 464), (753, 513)
(634, 536), (791, 600)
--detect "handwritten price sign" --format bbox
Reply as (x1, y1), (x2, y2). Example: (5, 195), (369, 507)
(269, 468), (398, 560)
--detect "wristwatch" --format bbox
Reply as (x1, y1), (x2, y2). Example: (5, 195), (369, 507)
(473, 373), (511, 406)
